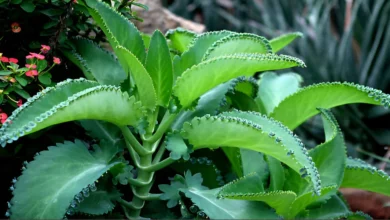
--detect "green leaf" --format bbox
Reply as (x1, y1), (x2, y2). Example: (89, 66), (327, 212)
(341, 157), (390, 197)
(39, 8), (64, 16)
(112, 164), (133, 185)
(38, 73), (52, 85)
(43, 20), (59, 29)
(86, 0), (146, 62)
(270, 32), (303, 53)
(173, 53), (305, 108)
(79, 120), (121, 145)
(10, 0), (22, 4)
(270, 82), (390, 130)
(165, 132), (192, 160)
(70, 38), (127, 85)
(0, 70), (13, 75)
(173, 30), (233, 78)
(182, 188), (278, 219)
(76, 189), (122, 215)
(10, 139), (122, 219)
(265, 155), (285, 191)
(283, 108), (346, 217)
(116, 46), (157, 110)
(60, 50), (95, 80)
(20, 0), (35, 12)
(0, 79), (145, 147)
(15, 76), (27, 86)
(306, 195), (352, 219)
(171, 77), (258, 130)
(240, 149), (269, 181)
(202, 33), (272, 61)
(181, 111), (321, 196)
(218, 173), (295, 216)
(256, 72), (303, 115)
(141, 33), (151, 49)
(159, 171), (207, 208)
(37, 59), (47, 72)
(166, 27), (196, 53)
(145, 30), (173, 107)
(14, 89), (30, 99)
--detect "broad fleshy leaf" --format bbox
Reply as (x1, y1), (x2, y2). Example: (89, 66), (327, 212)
(341, 157), (390, 197)
(75, 189), (122, 215)
(145, 30), (173, 107)
(173, 30), (233, 78)
(68, 37), (127, 85)
(116, 46), (157, 110)
(173, 53), (305, 108)
(9, 140), (122, 219)
(270, 82), (390, 130)
(202, 33), (272, 61)
(85, 0), (146, 62)
(0, 79), (145, 147)
(165, 28), (197, 53)
(181, 111), (321, 195)
(284, 108), (346, 217)
(256, 72), (303, 115)
(270, 32), (303, 53)
(183, 188), (278, 219)
(218, 173), (295, 216)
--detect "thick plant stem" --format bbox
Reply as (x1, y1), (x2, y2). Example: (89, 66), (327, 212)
(121, 126), (152, 156)
(128, 154), (154, 218)
(144, 112), (177, 143)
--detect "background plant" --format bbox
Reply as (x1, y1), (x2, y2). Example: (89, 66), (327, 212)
(0, 0), (147, 215)
(162, 0), (390, 168)
(1, 0), (390, 219)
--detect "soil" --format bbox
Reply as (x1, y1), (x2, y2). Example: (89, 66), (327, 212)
(340, 188), (390, 219)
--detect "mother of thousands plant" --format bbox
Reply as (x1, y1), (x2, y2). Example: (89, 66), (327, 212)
(2, 0), (390, 219)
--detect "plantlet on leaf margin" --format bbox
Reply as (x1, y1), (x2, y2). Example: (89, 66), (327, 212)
(2, 0), (390, 219)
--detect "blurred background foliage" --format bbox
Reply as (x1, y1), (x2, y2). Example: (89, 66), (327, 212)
(163, 0), (390, 167)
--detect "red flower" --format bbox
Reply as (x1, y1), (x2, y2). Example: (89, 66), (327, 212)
(25, 70), (38, 78)
(26, 55), (34, 59)
(0, 113), (8, 124)
(53, 57), (61, 64)
(11, 22), (21, 33)
(40, 45), (50, 54)
(28, 52), (45, 60)
(17, 99), (23, 107)
(9, 58), (18, 64)
(1, 56), (9, 62)
(25, 64), (37, 69)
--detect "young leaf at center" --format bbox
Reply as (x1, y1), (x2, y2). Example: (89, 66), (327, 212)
(145, 30), (173, 107)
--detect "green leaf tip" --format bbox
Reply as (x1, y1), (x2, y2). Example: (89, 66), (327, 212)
(271, 82), (390, 130)
(9, 139), (122, 219)
(270, 32), (303, 53)
(202, 33), (273, 61)
(86, 0), (146, 62)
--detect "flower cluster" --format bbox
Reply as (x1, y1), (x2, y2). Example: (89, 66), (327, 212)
(0, 45), (61, 126)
